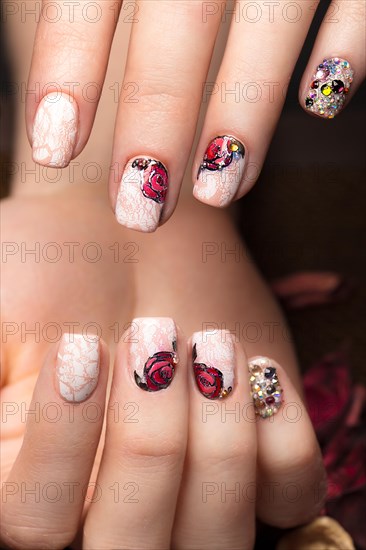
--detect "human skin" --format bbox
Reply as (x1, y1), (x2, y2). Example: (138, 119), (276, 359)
(0, 8), (326, 548)
(9, 0), (365, 232)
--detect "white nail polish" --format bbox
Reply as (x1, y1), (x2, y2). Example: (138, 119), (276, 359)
(115, 157), (169, 232)
(32, 92), (78, 168)
(194, 135), (246, 207)
(56, 333), (99, 402)
(192, 330), (235, 399)
(130, 317), (178, 391)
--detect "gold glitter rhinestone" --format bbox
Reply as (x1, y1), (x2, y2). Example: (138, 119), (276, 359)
(250, 375), (256, 382)
(249, 366), (261, 376)
(230, 143), (239, 152)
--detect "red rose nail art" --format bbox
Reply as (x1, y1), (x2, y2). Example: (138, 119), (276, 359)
(194, 135), (246, 207)
(116, 158), (169, 232)
(134, 347), (177, 392)
(194, 362), (224, 399)
(192, 338), (233, 399)
(132, 158), (168, 204)
(197, 136), (244, 177)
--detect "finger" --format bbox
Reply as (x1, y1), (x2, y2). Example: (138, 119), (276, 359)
(111, 0), (222, 232)
(173, 331), (256, 550)
(27, 0), (120, 167)
(248, 356), (327, 528)
(84, 317), (188, 549)
(193, 0), (318, 207)
(0, 334), (109, 550)
(300, 0), (365, 118)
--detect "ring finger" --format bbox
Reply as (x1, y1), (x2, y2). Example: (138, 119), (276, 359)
(193, 0), (318, 207)
(173, 330), (257, 550)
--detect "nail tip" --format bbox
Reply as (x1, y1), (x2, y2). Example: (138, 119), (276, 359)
(116, 156), (167, 233)
(195, 135), (245, 207)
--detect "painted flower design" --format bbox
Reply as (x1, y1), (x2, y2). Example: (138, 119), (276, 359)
(132, 158), (168, 204)
(194, 363), (224, 399)
(192, 343), (232, 399)
(198, 136), (245, 176)
(134, 349), (177, 391)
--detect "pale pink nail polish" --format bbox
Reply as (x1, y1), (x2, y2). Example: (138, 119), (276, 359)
(32, 92), (78, 168)
(192, 330), (234, 399)
(129, 318), (178, 391)
(194, 135), (246, 207)
(115, 157), (169, 232)
(56, 333), (99, 402)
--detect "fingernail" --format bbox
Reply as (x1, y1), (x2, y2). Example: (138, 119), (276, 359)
(115, 157), (169, 232)
(304, 57), (354, 119)
(192, 330), (234, 399)
(248, 357), (283, 418)
(130, 318), (178, 391)
(32, 92), (78, 167)
(56, 333), (99, 402)
(194, 135), (246, 207)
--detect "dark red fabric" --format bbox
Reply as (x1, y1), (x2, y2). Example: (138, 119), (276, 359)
(271, 272), (365, 549)
(303, 354), (366, 549)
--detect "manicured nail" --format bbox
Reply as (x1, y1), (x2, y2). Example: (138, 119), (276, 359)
(56, 333), (99, 402)
(194, 135), (246, 207)
(130, 318), (178, 391)
(115, 157), (169, 232)
(248, 357), (283, 418)
(32, 92), (78, 167)
(304, 57), (354, 119)
(192, 330), (234, 399)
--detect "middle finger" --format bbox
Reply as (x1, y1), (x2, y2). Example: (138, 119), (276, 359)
(111, 0), (222, 232)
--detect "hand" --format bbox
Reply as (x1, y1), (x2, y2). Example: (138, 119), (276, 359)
(26, 0), (365, 231)
(1, 319), (326, 549)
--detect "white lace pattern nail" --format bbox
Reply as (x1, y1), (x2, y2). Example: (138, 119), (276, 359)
(56, 334), (99, 402)
(130, 317), (177, 392)
(32, 92), (78, 168)
(192, 330), (235, 399)
(115, 157), (168, 232)
(194, 135), (245, 207)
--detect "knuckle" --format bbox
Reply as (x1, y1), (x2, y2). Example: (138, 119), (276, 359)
(1, 515), (74, 550)
(270, 440), (321, 474)
(203, 440), (256, 470)
(119, 433), (186, 466)
(125, 78), (187, 113)
(342, 0), (365, 24)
